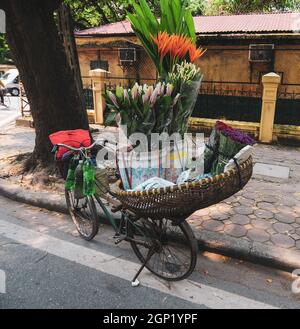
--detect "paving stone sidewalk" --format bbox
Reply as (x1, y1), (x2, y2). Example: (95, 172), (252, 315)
(188, 142), (300, 252)
(0, 122), (300, 265)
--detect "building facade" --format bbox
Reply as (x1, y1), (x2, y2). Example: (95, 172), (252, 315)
(75, 12), (300, 126)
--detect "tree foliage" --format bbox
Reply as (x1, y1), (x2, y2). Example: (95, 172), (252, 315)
(64, 0), (161, 29)
(65, 0), (299, 29)
(0, 0), (298, 64)
(0, 34), (11, 64)
(204, 0), (299, 15)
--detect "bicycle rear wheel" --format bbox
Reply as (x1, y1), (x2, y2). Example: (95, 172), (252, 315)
(65, 189), (99, 241)
(128, 218), (198, 281)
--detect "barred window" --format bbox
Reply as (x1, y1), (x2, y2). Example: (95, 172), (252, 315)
(90, 60), (109, 71)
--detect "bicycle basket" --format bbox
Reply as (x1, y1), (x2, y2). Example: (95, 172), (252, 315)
(95, 168), (109, 197)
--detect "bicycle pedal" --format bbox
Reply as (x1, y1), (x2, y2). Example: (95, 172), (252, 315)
(114, 235), (126, 244)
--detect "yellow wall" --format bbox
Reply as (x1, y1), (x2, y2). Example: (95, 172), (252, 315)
(274, 44), (300, 96)
(195, 46), (251, 82)
(76, 36), (300, 95)
(77, 35), (156, 88)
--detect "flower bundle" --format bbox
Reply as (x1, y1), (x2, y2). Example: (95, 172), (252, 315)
(211, 121), (255, 174)
(151, 32), (206, 77)
(104, 82), (180, 140)
(168, 60), (203, 86)
(167, 61), (203, 135)
(106, 1), (204, 145)
(216, 121), (255, 146)
(204, 121), (255, 174)
(127, 0), (204, 79)
(151, 32), (205, 63)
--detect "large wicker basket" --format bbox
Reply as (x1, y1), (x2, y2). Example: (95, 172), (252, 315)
(115, 156), (253, 220)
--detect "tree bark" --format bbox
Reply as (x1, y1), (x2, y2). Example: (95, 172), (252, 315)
(0, 0), (89, 166)
(58, 3), (85, 111)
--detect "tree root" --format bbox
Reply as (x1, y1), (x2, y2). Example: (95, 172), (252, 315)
(7, 152), (58, 176)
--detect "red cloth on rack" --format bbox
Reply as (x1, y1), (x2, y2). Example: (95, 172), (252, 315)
(49, 129), (91, 159)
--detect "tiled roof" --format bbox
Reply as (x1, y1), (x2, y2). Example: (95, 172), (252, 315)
(75, 12), (300, 36)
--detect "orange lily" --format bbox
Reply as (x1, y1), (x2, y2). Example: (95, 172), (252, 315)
(151, 32), (172, 59)
(151, 32), (206, 62)
(189, 45), (206, 62)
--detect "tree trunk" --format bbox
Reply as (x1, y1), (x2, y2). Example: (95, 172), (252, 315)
(0, 0), (89, 166)
(57, 3), (85, 111)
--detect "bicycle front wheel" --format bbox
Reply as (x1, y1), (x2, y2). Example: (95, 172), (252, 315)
(128, 218), (198, 281)
(65, 189), (99, 241)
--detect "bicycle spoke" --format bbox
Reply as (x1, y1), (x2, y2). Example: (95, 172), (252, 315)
(129, 217), (197, 281)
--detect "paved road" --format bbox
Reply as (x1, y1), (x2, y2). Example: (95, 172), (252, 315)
(0, 96), (21, 129)
(0, 195), (299, 309)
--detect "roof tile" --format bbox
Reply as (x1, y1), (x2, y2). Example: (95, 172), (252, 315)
(75, 12), (300, 36)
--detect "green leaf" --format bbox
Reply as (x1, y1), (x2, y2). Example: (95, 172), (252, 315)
(105, 111), (117, 126)
(160, 0), (175, 33)
(138, 0), (159, 33)
(184, 11), (196, 43)
(128, 0), (198, 78)
(170, 0), (181, 28)
(116, 86), (124, 101)
(105, 104), (118, 111)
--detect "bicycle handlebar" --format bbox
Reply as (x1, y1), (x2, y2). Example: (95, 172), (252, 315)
(53, 137), (118, 155)
(56, 141), (97, 152)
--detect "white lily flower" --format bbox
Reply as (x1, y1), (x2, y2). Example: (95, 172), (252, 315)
(143, 84), (148, 92)
(138, 85), (143, 95)
(148, 85), (154, 95)
(156, 82), (162, 95)
(131, 83), (139, 100)
(150, 87), (159, 105)
(124, 89), (129, 100)
(166, 83), (174, 96)
(143, 89), (150, 103)
(108, 91), (119, 108)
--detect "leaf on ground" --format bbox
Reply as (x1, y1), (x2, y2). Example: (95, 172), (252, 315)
(266, 278), (273, 284)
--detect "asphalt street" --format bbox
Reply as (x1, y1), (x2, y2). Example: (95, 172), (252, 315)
(0, 195), (299, 309)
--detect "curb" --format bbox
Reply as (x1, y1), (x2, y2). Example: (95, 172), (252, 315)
(0, 178), (299, 273)
(194, 230), (300, 272)
(0, 179), (69, 214)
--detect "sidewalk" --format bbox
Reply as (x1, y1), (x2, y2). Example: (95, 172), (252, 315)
(0, 96), (22, 129)
(0, 122), (300, 270)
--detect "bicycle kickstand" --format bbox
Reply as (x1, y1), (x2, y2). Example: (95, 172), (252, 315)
(131, 248), (155, 287)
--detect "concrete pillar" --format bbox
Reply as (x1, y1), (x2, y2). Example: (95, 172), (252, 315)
(89, 69), (108, 125)
(259, 72), (281, 143)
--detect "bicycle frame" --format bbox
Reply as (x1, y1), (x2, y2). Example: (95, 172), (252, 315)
(93, 193), (151, 249)
(53, 139), (198, 285)
(55, 141), (151, 250)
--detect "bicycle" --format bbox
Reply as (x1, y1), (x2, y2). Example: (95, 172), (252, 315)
(52, 141), (198, 286)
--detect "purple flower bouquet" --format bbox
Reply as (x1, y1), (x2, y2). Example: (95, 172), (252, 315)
(211, 122), (255, 175)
